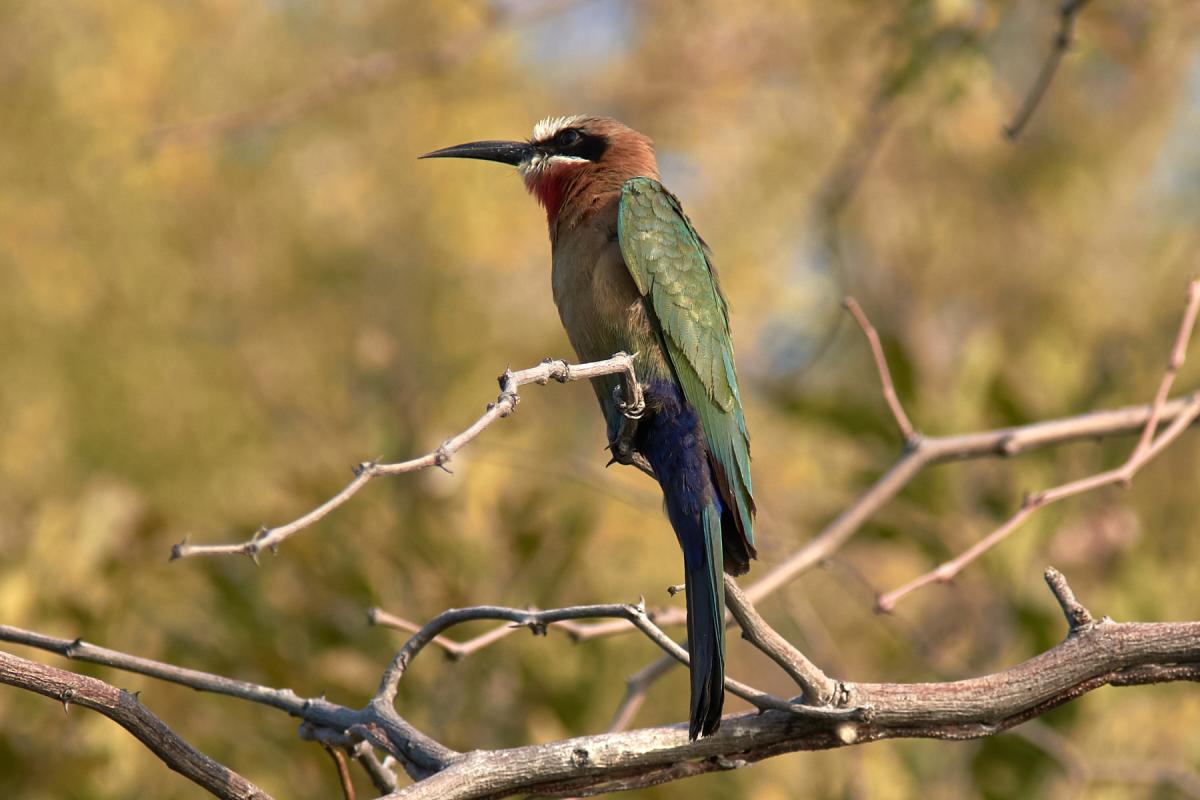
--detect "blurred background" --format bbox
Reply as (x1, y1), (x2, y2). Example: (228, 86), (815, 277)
(2, 1), (1199, 797)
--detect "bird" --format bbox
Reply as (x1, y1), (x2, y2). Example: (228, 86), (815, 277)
(421, 116), (755, 739)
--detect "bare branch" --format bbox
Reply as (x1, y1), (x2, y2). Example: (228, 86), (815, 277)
(1043, 567), (1095, 632)
(843, 297), (917, 443)
(353, 743), (400, 796)
(4, 571), (1197, 799)
(323, 744), (357, 800)
(0, 649), (271, 800)
(380, 594), (1200, 799)
(723, 576), (837, 705)
(1133, 279), (1200, 455)
(607, 655), (677, 733)
(564, 388), (1200, 649)
(0, 624), (457, 781)
(369, 609), (519, 662)
(172, 354), (641, 561)
(878, 281), (1200, 610)
(370, 600), (858, 724)
(1004, 0), (1093, 140)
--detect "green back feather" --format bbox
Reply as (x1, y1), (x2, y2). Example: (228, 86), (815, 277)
(617, 177), (755, 550)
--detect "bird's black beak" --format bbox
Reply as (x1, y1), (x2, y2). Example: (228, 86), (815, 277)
(419, 140), (533, 166)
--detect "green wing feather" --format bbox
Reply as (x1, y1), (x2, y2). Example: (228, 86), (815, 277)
(618, 176), (756, 559)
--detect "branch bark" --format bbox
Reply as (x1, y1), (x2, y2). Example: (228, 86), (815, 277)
(380, 593), (1199, 798)
(0, 649), (271, 800)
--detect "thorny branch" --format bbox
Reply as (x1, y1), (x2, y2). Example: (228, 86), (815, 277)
(171, 353), (642, 561)
(0, 649), (271, 800)
(3, 571), (1197, 799)
(1004, 0), (1093, 140)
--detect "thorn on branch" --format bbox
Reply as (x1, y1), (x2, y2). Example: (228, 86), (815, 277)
(1044, 567), (1094, 633)
(60, 688), (74, 714)
(353, 460), (377, 477)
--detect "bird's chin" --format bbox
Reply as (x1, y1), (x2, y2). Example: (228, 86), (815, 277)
(520, 153), (588, 178)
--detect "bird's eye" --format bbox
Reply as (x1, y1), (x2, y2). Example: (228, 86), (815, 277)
(558, 129), (582, 147)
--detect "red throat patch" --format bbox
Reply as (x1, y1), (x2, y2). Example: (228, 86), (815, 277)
(524, 161), (585, 223)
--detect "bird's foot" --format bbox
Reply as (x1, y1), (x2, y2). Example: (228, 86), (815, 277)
(613, 381), (645, 420)
(606, 413), (655, 478)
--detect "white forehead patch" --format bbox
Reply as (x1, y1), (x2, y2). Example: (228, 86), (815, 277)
(531, 115), (586, 143)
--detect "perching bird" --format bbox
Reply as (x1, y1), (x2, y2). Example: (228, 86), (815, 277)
(422, 116), (755, 739)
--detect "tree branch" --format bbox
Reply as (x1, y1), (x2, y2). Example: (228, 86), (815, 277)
(1004, 0), (1092, 140)
(0, 649), (271, 800)
(171, 354), (642, 561)
(843, 297), (916, 443)
(877, 279), (1200, 610)
(378, 571), (1198, 799)
(369, 600), (858, 724)
(723, 576), (837, 705)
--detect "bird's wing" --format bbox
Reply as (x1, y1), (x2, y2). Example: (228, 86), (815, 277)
(618, 176), (755, 559)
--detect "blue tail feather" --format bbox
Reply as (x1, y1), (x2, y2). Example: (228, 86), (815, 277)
(636, 380), (727, 739)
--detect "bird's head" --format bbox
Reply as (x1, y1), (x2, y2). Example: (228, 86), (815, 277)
(420, 115), (658, 223)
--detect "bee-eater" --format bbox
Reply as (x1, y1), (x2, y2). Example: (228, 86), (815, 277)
(422, 116), (755, 739)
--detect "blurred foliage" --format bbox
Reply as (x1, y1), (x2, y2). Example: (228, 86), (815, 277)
(1, 1), (1199, 797)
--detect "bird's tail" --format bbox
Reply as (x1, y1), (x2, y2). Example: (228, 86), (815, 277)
(682, 502), (726, 739)
(634, 382), (728, 738)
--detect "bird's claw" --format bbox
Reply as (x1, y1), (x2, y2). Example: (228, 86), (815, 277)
(613, 383), (645, 420)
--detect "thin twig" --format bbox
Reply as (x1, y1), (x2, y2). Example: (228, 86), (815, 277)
(1133, 279), (1200, 454)
(607, 656), (678, 733)
(878, 281), (1200, 611)
(564, 391), (1200, 643)
(1004, 0), (1092, 140)
(843, 297), (917, 443)
(352, 743), (399, 795)
(723, 576), (837, 704)
(172, 354), (641, 561)
(323, 745), (357, 800)
(368, 609), (519, 661)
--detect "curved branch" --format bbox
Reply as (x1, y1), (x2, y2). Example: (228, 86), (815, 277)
(369, 601), (858, 723)
(0, 650), (271, 800)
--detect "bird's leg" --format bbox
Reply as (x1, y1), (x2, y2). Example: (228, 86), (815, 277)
(608, 382), (655, 478)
